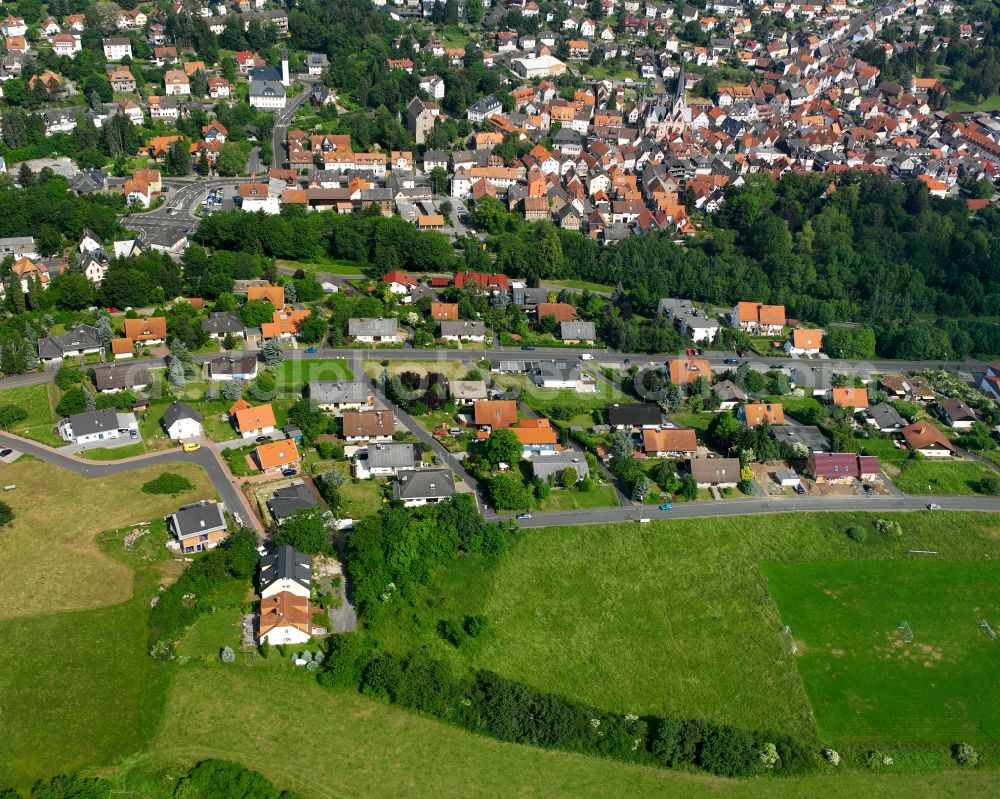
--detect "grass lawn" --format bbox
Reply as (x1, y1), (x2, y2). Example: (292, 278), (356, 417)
(277, 358), (354, 393)
(544, 278), (615, 293)
(763, 560), (1000, 746)
(0, 383), (63, 446)
(362, 359), (472, 381)
(538, 483), (619, 511)
(222, 445), (258, 476)
(276, 258), (370, 276)
(0, 458), (215, 621)
(140, 663), (1000, 799)
(498, 374), (626, 415)
(671, 412), (714, 438)
(175, 604), (244, 660)
(339, 476), (386, 519)
(765, 394), (826, 419)
(366, 511), (1000, 747)
(889, 459), (997, 496)
(0, 569), (172, 790)
(80, 441), (150, 460)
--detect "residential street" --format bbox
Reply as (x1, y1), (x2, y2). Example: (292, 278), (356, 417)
(0, 431), (263, 533)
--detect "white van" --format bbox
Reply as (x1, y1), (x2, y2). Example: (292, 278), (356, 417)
(579, 353), (594, 361)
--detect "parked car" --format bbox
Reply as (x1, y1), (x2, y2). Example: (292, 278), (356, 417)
(725, 358), (739, 366)
(515, 512), (533, 520)
(793, 484), (805, 495)
(255, 436), (269, 443)
(182, 442), (201, 452)
(0, 449), (11, 457)
(304, 346), (317, 354)
(129, 429), (139, 440)
(658, 503), (673, 511)
(281, 468), (297, 477)
(521, 345), (536, 351)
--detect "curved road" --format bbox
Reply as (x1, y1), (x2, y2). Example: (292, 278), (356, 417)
(0, 431), (262, 533)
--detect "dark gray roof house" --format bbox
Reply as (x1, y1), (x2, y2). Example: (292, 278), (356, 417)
(266, 484), (319, 523)
(606, 403), (662, 428)
(161, 401), (202, 429)
(559, 320), (596, 341)
(530, 452), (590, 483)
(367, 441), (422, 471)
(93, 364), (152, 392)
(307, 380), (368, 406)
(259, 543), (312, 593)
(712, 380), (749, 403)
(394, 468), (455, 504)
(201, 311), (247, 336)
(772, 424), (830, 453)
(348, 318), (398, 339)
(37, 324), (102, 361)
(168, 500), (227, 542)
(439, 320), (486, 339)
(868, 402), (905, 431)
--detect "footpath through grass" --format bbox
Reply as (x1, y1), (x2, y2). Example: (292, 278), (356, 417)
(764, 560), (1000, 747)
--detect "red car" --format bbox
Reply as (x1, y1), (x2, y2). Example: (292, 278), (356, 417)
(105, 307), (118, 313)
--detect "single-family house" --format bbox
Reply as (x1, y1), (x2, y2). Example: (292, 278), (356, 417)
(867, 402), (905, 432)
(559, 320), (596, 344)
(348, 318), (399, 343)
(712, 380), (748, 410)
(363, 441), (422, 477)
(606, 403), (662, 429)
(938, 397), (977, 429)
(342, 410), (395, 443)
(731, 302), (785, 336)
(643, 428), (698, 458)
(393, 468), (455, 507)
(254, 439), (300, 472)
(687, 457), (741, 488)
(530, 451), (590, 483)
(450, 380), (488, 404)
(308, 380), (370, 414)
(57, 408), (138, 445)
(259, 544), (312, 598)
(901, 422), (956, 457)
(431, 302), (458, 321)
(208, 353), (259, 381)
(831, 386), (869, 410)
(93, 364), (151, 393)
(266, 481), (318, 522)
(439, 320), (487, 342)
(37, 324), (102, 362)
(474, 400), (518, 431)
(167, 500), (228, 554)
(235, 403), (277, 439)
(785, 328), (823, 356)
(123, 316), (167, 345)
(161, 401), (203, 440)
(511, 418), (558, 457)
(258, 591), (312, 645)
(806, 453), (880, 482)
(667, 358), (712, 387)
(739, 402), (785, 428)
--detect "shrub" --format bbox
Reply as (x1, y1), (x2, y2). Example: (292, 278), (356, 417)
(220, 646), (235, 663)
(258, 639), (270, 659)
(141, 471), (194, 495)
(847, 526), (867, 543)
(863, 750), (893, 769)
(824, 748), (840, 765)
(697, 723), (756, 777)
(978, 475), (1000, 496)
(0, 403), (28, 427)
(758, 742), (779, 770)
(578, 476), (595, 492)
(954, 742), (978, 766)
(0, 500), (13, 526)
(464, 614), (489, 638)
(316, 440), (334, 459)
(438, 618), (466, 647)
(874, 519), (903, 538)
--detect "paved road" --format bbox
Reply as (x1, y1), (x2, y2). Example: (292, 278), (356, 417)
(506, 493), (1000, 528)
(0, 431), (263, 534)
(272, 81), (315, 167)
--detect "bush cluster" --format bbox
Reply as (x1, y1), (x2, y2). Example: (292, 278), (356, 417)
(141, 472), (195, 496)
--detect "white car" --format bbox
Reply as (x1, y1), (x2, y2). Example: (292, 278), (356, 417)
(927, 503), (943, 511)
(579, 353), (593, 361)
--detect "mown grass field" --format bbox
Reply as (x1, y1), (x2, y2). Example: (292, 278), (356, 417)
(764, 560), (1000, 746)
(144, 664), (1000, 799)
(278, 358), (354, 392)
(537, 483), (619, 511)
(0, 383), (63, 445)
(889, 459), (997, 496)
(0, 458), (215, 620)
(367, 511), (1000, 746)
